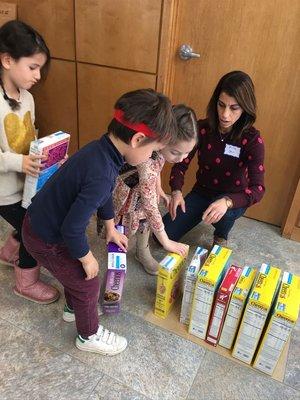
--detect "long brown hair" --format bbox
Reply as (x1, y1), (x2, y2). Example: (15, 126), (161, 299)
(207, 71), (256, 142)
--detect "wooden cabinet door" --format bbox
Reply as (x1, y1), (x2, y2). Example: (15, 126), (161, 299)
(75, 0), (162, 72)
(31, 60), (78, 154)
(77, 63), (156, 147)
(17, 0), (75, 60)
(162, 0), (300, 226)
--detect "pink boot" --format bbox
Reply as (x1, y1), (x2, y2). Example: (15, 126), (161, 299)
(0, 232), (20, 266)
(13, 265), (60, 304)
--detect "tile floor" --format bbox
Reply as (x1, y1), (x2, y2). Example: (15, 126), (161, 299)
(0, 216), (299, 400)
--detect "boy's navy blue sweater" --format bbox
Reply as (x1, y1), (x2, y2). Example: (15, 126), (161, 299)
(28, 134), (124, 259)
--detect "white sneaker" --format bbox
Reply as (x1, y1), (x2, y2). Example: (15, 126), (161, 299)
(75, 325), (127, 356)
(63, 304), (103, 322)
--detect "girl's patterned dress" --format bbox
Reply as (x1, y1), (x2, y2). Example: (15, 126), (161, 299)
(113, 152), (165, 236)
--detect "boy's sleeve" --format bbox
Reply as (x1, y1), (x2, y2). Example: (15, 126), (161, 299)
(60, 177), (112, 259)
(97, 195), (114, 220)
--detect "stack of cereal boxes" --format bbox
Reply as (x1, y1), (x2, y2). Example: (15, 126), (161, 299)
(102, 225), (127, 314)
(253, 271), (300, 375)
(22, 131), (70, 208)
(206, 265), (243, 346)
(154, 248), (189, 319)
(189, 245), (232, 339)
(180, 247), (208, 325)
(219, 266), (257, 349)
(232, 263), (281, 364)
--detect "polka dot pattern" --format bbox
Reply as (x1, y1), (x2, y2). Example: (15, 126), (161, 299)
(258, 185), (263, 191)
(213, 178), (218, 185)
(215, 157), (221, 164)
(245, 188), (252, 194)
(207, 143), (212, 150)
(225, 171), (231, 176)
(242, 138), (248, 145)
(201, 128), (206, 135)
(238, 161), (243, 167)
(248, 155), (252, 160)
(258, 137), (263, 144)
(184, 158), (190, 164)
(235, 180), (241, 186)
(259, 164), (264, 172)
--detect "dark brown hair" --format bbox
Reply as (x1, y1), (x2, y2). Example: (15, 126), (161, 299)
(207, 71), (256, 142)
(0, 20), (50, 111)
(170, 104), (198, 145)
(108, 88), (177, 145)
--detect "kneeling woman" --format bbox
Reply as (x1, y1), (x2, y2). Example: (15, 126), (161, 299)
(163, 71), (265, 247)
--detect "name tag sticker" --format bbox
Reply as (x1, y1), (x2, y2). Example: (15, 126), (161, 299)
(224, 144), (241, 158)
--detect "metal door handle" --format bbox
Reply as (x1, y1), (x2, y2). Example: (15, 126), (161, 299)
(179, 44), (200, 60)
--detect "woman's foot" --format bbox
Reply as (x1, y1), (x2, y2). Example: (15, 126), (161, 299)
(75, 325), (127, 356)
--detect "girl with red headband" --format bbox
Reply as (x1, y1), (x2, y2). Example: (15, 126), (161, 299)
(22, 88), (177, 356)
(112, 104), (197, 274)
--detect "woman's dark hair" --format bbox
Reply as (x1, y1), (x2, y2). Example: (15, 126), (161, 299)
(0, 20), (50, 110)
(171, 104), (198, 144)
(207, 71), (256, 142)
(108, 88), (177, 145)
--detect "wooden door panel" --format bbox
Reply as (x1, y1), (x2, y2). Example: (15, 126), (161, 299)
(17, 0), (75, 60)
(77, 63), (156, 146)
(31, 60), (78, 154)
(75, 0), (162, 73)
(163, 0), (300, 226)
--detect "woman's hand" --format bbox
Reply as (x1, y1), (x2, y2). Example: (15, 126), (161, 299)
(22, 154), (45, 176)
(202, 198), (228, 224)
(169, 190), (186, 220)
(163, 239), (189, 257)
(106, 227), (128, 252)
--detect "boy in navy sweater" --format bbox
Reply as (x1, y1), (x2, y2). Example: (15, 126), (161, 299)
(22, 89), (177, 356)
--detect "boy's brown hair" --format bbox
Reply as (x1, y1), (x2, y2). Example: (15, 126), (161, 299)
(108, 88), (177, 144)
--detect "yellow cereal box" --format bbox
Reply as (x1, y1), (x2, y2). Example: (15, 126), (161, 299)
(154, 249), (189, 319)
(253, 272), (300, 375)
(219, 266), (257, 349)
(232, 263), (281, 364)
(180, 247), (208, 325)
(188, 245), (232, 339)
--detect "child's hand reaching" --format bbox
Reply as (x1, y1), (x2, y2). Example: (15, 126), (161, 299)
(106, 227), (128, 252)
(159, 188), (171, 208)
(163, 239), (189, 257)
(22, 154), (46, 176)
(78, 250), (99, 280)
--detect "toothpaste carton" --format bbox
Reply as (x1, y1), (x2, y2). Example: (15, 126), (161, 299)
(154, 248), (189, 319)
(180, 247), (208, 325)
(219, 266), (257, 349)
(253, 271), (300, 375)
(22, 131), (70, 208)
(102, 225), (127, 314)
(188, 245), (232, 339)
(206, 265), (243, 346)
(232, 263), (281, 364)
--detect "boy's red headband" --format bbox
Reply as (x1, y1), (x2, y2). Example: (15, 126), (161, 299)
(113, 109), (158, 139)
